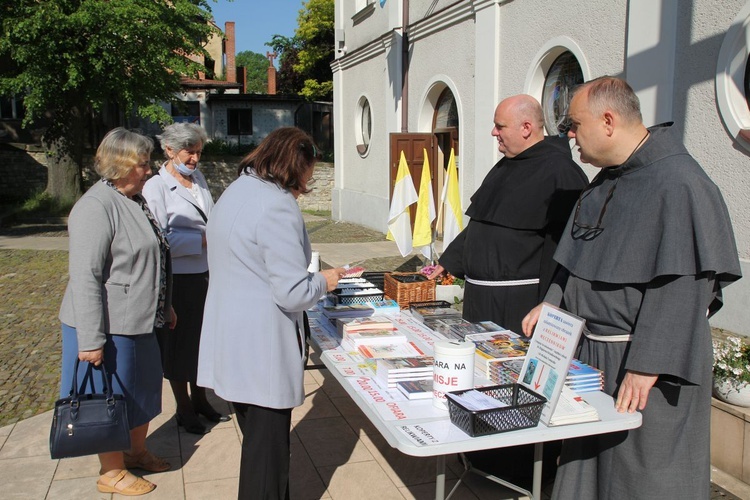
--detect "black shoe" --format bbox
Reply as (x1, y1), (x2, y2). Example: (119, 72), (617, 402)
(195, 407), (232, 423)
(175, 413), (209, 435)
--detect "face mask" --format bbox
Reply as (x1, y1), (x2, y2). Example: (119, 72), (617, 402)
(173, 158), (196, 177)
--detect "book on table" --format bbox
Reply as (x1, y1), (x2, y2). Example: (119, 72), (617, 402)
(409, 301), (462, 324)
(375, 356), (434, 388)
(488, 358), (525, 385)
(338, 315), (396, 334)
(358, 341), (425, 359)
(343, 329), (407, 348)
(321, 302), (377, 320)
(465, 331), (529, 375)
(396, 379), (433, 400)
(548, 385), (600, 426)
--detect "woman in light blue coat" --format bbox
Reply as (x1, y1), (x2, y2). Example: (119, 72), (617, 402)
(198, 127), (345, 499)
(143, 122), (229, 435)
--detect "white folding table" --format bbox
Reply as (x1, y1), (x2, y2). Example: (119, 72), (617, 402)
(310, 313), (642, 500)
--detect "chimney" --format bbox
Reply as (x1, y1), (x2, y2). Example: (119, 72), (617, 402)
(225, 22), (236, 83)
(266, 52), (277, 95)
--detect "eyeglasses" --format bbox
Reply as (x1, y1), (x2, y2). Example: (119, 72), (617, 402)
(571, 176), (619, 240)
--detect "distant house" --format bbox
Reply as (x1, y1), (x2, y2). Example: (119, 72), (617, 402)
(161, 21), (333, 151)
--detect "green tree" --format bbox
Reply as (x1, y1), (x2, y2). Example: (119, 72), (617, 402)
(266, 0), (333, 100)
(295, 0), (334, 100)
(236, 50), (269, 94)
(0, 0), (220, 203)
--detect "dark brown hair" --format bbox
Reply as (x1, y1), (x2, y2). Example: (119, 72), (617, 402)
(237, 127), (322, 194)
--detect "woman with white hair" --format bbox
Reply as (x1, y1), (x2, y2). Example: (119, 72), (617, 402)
(143, 122), (229, 435)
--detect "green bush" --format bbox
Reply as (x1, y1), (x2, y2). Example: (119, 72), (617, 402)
(19, 191), (74, 218)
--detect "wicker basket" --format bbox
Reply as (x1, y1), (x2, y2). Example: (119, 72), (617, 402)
(384, 272), (436, 309)
(447, 384), (546, 437)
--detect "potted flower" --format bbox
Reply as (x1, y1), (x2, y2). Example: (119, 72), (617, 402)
(713, 336), (750, 407)
(419, 265), (465, 304)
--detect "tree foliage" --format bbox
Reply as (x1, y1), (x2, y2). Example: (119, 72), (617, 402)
(0, 0), (220, 201)
(267, 0), (333, 101)
(236, 50), (269, 94)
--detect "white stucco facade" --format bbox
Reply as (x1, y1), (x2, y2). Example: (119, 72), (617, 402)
(333, 0), (750, 335)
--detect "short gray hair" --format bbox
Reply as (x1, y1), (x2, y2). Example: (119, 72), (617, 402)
(94, 128), (154, 180)
(157, 122), (208, 155)
(575, 76), (642, 125)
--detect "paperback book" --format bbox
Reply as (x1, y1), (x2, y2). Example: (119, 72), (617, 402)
(409, 301), (462, 324)
(465, 331), (529, 375)
(358, 341), (425, 359)
(343, 329), (407, 348)
(396, 379), (433, 400)
(339, 315), (396, 334)
(376, 356), (434, 388)
(548, 386), (600, 426)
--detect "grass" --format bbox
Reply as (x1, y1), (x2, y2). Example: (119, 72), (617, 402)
(0, 250), (69, 427)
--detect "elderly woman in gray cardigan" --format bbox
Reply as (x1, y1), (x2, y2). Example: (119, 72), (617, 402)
(59, 128), (175, 496)
(143, 122), (230, 435)
(198, 127), (345, 499)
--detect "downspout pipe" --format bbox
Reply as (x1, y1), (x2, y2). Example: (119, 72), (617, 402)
(401, 0), (409, 133)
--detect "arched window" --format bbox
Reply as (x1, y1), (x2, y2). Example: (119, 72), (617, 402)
(434, 89), (458, 129)
(542, 51), (583, 136)
(356, 96), (372, 156)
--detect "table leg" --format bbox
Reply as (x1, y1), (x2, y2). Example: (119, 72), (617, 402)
(435, 455), (446, 500)
(532, 442), (543, 500)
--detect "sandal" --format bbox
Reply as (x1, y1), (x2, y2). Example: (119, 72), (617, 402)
(97, 469), (155, 496)
(124, 449), (171, 472)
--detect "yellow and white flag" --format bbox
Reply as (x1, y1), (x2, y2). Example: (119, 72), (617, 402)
(412, 149), (436, 259)
(386, 151), (419, 257)
(441, 148), (463, 248)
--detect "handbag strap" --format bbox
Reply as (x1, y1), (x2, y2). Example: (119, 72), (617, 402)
(69, 359), (115, 400)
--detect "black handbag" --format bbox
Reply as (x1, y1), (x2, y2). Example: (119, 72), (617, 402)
(49, 359), (131, 459)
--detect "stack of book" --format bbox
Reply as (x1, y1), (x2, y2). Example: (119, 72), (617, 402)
(375, 356), (434, 389)
(465, 331), (530, 376)
(565, 359), (604, 393)
(409, 301), (462, 324)
(321, 298), (400, 321)
(548, 386), (600, 426)
(395, 379), (433, 400)
(425, 318), (505, 341)
(487, 358), (525, 385)
(358, 341), (425, 359)
(340, 316), (406, 349)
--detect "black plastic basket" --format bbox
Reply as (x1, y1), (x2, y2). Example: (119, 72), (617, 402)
(361, 271), (386, 289)
(447, 384), (546, 437)
(329, 289), (384, 305)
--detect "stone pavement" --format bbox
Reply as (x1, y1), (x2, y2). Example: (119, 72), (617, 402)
(0, 231), (748, 499)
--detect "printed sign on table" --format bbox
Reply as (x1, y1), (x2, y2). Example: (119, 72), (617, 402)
(518, 303), (585, 426)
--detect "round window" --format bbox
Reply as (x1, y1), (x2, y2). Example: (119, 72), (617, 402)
(542, 52), (583, 136)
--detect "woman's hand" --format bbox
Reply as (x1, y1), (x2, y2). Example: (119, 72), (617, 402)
(320, 267), (347, 292)
(168, 305), (178, 329)
(79, 348), (104, 366)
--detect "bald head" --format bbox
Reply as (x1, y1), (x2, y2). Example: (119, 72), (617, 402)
(491, 94), (545, 157)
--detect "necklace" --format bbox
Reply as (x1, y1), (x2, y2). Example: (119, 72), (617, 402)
(622, 130), (650, 165)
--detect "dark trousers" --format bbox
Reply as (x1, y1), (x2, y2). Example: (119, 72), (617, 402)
(233, 402), (292, 500)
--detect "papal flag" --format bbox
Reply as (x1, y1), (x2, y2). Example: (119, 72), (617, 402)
(412, 149), (436, 259)
(441, 148), (463, 248)
(386, 151), (418, 257)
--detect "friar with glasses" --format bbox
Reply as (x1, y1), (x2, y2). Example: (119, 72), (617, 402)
(522, 76), (741, 499)
(429, 94), (588, 487)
